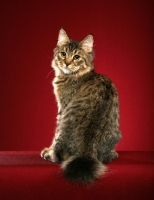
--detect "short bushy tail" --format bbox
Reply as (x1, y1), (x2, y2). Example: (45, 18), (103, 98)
(61, 156), (107, 184)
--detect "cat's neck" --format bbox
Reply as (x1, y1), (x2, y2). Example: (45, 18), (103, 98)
(56, 70), (95, 79)
(53, 70), (96, 88)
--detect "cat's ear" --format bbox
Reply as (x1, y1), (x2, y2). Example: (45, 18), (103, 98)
(57, 29), (70, 46)
(80, 35), (93, 53)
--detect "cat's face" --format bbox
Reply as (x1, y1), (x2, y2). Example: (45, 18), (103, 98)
(52, 29), (94, 76)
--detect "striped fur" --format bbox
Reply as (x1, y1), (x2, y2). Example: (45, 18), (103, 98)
(41, 29), (122, 184)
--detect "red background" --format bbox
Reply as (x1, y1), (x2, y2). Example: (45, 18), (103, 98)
(0, 0), (153, 151)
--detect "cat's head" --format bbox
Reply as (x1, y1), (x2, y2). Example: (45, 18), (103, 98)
(52, 29), (94, 76)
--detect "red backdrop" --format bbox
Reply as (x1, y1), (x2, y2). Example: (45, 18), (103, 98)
(0, 0), (153, 151)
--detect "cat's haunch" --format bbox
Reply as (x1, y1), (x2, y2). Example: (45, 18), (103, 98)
(41, 29), (122, 184)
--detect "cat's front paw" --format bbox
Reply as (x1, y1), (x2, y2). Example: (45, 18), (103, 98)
(40, 147), (56, 162)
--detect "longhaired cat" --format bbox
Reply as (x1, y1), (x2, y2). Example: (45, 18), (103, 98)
(41, 29), (122, 184)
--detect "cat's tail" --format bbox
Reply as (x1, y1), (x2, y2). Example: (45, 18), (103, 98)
(61, 156), (107, 184)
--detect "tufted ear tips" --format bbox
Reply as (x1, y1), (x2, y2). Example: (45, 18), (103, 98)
(80, 35), (94, 53)
(57, 29), (70, 46)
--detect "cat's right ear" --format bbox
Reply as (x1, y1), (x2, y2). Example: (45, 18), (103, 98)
(57, 29), (70, 46)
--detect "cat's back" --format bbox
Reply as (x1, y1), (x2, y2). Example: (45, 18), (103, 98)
(53, 71), (118, 110)
(77, 71), (117, 99)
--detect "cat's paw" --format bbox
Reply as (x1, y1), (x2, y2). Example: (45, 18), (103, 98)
(102, 150), (118, 164)
(40, 147), (56, 162)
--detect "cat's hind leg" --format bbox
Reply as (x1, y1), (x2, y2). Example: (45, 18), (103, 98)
(102, 150), (118, 164)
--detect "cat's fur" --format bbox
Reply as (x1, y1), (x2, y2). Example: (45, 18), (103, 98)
(41, 29), (122, 184)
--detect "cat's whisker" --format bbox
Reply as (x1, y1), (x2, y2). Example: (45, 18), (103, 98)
(46, 70), (54, 79)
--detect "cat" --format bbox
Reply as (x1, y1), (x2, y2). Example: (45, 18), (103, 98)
(41, 29), (122, 184)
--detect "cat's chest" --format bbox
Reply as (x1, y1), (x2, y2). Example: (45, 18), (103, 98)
(53, 76), (79, 109)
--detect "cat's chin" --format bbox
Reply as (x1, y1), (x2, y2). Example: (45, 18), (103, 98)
(61, 68), (72, 75)
(60, 67), (80, 75)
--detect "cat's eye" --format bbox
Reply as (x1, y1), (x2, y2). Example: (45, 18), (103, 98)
(73, 55), (80, 60)
(61, 52), (66, 57)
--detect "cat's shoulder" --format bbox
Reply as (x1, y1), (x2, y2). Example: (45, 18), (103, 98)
(90, 71), (113, 85)
(90, 71), (117, 93)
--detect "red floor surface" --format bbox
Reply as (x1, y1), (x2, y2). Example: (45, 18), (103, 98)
(0, 151), (154, 200)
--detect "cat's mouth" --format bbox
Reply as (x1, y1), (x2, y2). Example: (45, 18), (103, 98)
(61, 67), (72, 74)
(59, 65), (79, 75)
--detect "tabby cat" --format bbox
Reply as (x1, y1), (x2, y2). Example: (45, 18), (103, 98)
(41, 29), (122, 184)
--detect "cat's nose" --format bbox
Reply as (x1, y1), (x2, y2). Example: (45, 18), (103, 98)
(66, 63), (70, 67)
(65, 58), (71, 67)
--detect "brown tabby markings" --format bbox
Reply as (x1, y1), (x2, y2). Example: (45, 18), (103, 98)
(41, 29), (122, 184)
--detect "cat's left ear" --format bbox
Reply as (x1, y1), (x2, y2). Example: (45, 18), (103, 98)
(57, 29), (70, 46)
(80, 35), (94, 53)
